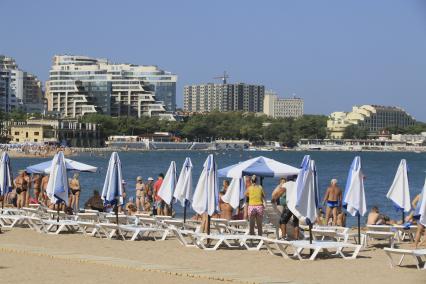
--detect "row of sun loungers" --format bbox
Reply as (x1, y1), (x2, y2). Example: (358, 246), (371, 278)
(0, 206), (424, 266)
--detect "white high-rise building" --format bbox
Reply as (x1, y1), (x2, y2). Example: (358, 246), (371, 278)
(46, 55), (176, 119)
(0, 55), (43, 113)
(263, 91), (303, 118)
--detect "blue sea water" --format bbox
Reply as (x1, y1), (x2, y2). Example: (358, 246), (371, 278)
(11, 151), (426, 227)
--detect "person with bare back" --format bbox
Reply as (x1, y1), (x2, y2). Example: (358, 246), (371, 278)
(322, 179), (342, 226)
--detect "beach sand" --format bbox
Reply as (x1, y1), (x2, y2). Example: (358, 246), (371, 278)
(0, 228), (424, 284)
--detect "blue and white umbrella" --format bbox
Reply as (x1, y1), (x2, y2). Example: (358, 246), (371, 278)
(158, 161), (177, 205)
(101, 152), (124, 206)
(386, 159), (411, 213)
(0, 152), (13, 198)
(343, 156), (367, 217)
(221, 177), (245, 209)
(173, 158), (193, 207)
(26, 158), (97, 174)
(343, 156), (367, 243)
(192, 154), (219, 216)
(218, 156), (299, 178)
(45, 151), (69, 205)
(287, 156), (319, 222)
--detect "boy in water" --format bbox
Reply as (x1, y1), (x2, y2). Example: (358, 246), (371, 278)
(322, 179), (342, 226)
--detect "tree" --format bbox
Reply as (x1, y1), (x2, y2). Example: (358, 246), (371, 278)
(343, 124), (368, 139)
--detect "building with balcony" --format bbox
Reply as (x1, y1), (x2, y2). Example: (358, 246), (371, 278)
(327, 105), (416, 139)
(0, 55), (44, 113)
(263, 91), (303, 118)
(45, 55), (176, 119)
(183, 82), (264, 113)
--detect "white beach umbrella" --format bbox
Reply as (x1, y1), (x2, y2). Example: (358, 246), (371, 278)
(158, 161), (177, 205)
(386, 159), (411, 215)
(101, 152), (124, 207)
(343, 156), (367, 217)
(221, 177), (245, 209)
(26, 158), (97, 174)
(294, 159), (318, 224)
(46, 151), (69, 206)
(0, 152), (13, 208)
(192, 154), (219, 216)
(343, 156), (367, 243)
(173, 158), (193, 206)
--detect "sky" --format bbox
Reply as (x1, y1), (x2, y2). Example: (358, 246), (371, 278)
(1, 0), (426, 121)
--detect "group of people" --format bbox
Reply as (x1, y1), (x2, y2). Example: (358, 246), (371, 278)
(2, 170), (82, 212)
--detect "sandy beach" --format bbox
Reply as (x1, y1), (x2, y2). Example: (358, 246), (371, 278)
(0, 228), (424, 284)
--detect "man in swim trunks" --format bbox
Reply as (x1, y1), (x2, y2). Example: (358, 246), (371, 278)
(322, 178), (342, 226)
(153, 173), (164, 215)
(272, 176), (300, 240)
(14, 170), (30, 208)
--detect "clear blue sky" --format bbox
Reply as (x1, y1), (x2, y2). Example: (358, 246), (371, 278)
(1, 0), (425, 120)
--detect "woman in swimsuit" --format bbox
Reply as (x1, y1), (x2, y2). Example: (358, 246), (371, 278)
(219, 180), (233, 220)
(14, 171), (29, 208)
(32, 174), (42, 204)
(135, 176), (145, 212)
(69, 173), (81, 212)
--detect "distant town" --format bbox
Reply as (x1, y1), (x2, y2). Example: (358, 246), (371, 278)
(1, 54), (425, 153)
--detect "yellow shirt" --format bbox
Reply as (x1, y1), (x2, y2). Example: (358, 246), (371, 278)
(248, 185), (264, 206)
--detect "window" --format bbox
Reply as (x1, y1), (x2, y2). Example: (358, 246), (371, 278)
(14, 131), (19, 135)
(34, 139), (38, 142)
(34, 132), (39, 136)
(26, 132), (29, 138)
(15, 139), (19, 142)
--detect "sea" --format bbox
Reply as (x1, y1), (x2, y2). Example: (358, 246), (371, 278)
(11, 150), (426, 227)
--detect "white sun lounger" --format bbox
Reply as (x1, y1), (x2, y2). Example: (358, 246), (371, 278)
(42, 219), (79, 234)
(119, 225), (163, 241)
(263, 238), (294, 258)
(188, 231), (265, 251)
(363, 231), (396, 248)
(291, 240), (362, 261)
(384, 248), (426, 270)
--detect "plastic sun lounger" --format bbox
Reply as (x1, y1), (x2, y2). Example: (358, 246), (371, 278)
(42, 219), (79, 234)
(392, 225), (418, 242)
(290, 240), (362, 261)
(168, 227), (197, 247)
(188, 231), (265, 251)
(263, 237), (294, 259)
(363, 231), (396, 248)
(384, 248), (426, 270)
(119, 225), (163, 241)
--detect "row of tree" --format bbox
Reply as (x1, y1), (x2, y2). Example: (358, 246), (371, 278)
(2, 110), (425, 147)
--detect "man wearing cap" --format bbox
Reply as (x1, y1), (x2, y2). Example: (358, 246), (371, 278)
(135, 176), (145, 212)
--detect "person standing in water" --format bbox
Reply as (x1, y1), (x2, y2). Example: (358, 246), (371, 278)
(322, 179), (342, 226)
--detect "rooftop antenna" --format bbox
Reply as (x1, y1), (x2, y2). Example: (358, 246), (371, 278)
(213, 71), (229, 84)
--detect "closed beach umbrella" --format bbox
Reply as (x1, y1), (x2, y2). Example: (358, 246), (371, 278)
(0, 152), (13, 209)
(218, 156), (299, 179)
(343, 156), (367, 243)
(158, 161), (177, 205)
(173, 158), (193, 222)
(294, 158), (318, 224)
(46, 151), (69, 207)
(192, 154), (219, 233)
(221, 177), (245, 209)
(101, 152), (124, 207)
(26, 158), (97, 174)
(386, 159), (411, 222)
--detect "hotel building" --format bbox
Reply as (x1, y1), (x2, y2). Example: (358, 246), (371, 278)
(46, 55), (176, 119)
(183, 83), (264, 113)
(263, 91), (304, 118)
(327, 105), (416, 139)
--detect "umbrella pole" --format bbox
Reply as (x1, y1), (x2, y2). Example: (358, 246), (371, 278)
(402, 211), (405, 224)
(57, 202), (60, 231)
(115, 203), (121, 240)
(357, 213), (361, 245)
(183, 201), (187, 223)
(207, 214), (211, 235)
(309, 223), (313, 255)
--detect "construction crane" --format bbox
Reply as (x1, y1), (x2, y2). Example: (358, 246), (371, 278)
(213, 71), (229, 84)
